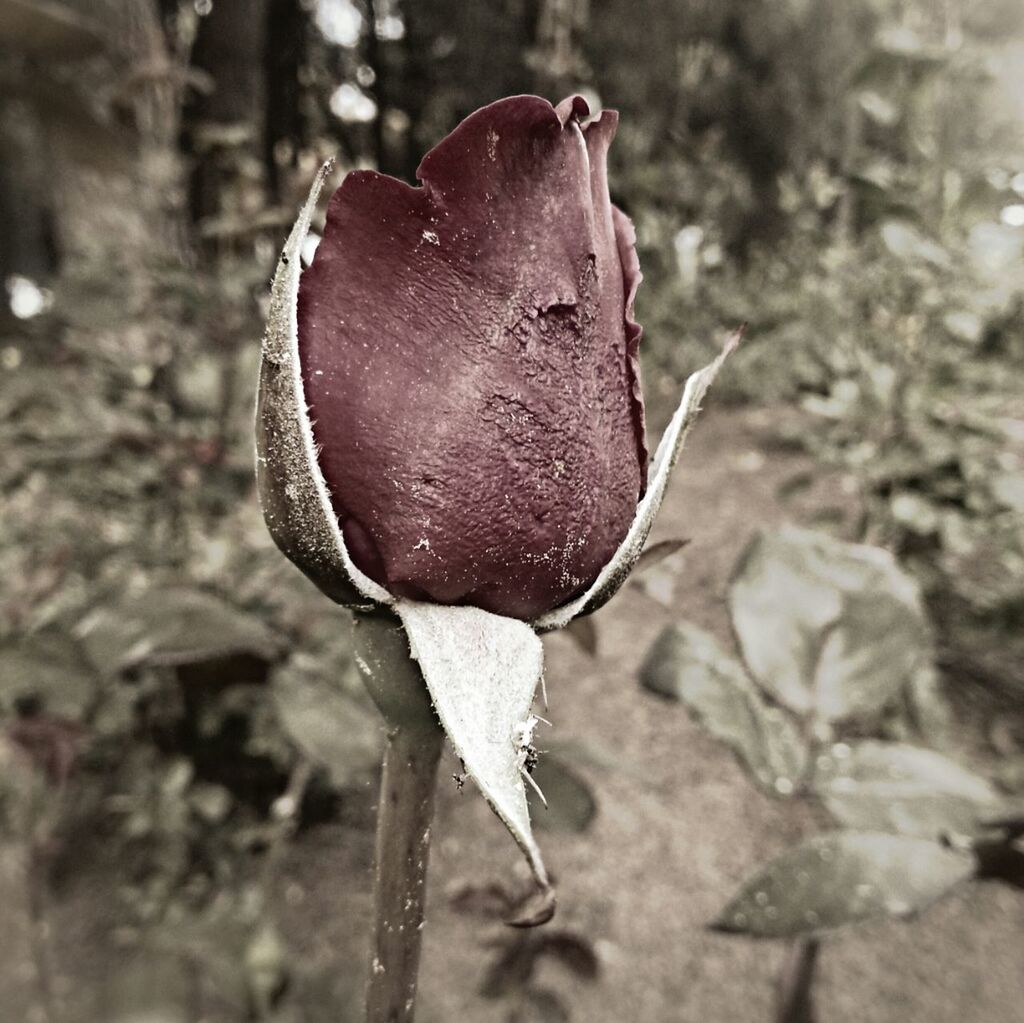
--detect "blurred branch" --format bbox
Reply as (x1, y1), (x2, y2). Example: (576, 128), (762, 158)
(775, 937), (820, 1023)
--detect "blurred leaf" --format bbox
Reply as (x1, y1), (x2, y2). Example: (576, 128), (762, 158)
(943, 309), (984, 345)
(630, 561), (677, 605)
(857, 90), (899, 127)
(639, 623), (807, 797)
(0, 733), (50, 835)
(968, 222), (1024, 280)
(729, 527), (930, 723)
(852, 31), (947, 89)
(7, 713), (86, 785)
(633, 538), (690, 573)
(152, 911), (251, 1011)
(626, 528), (692, 606)
(0, 630), (98, 719)
(890, 492), (940, 535)
(713, 831), (974, 938)
(76, 588), (283, 676)
(188, 782), (233, 824)
(481, 931), (598, 999)
(564, 616), (598, 657)
(480, 939), (536, 998)
(814, 741), (1003, 839)
(527, 753), (597, 832)
(991, 472), (1024, 513)
(271, 657), (382, 789)
(880, 220), (950, 268)
(509, 988), (570, 1023)
(0, 0), (104, 60)
(447, 880), (516, 919)
(902, 663), (952, 747)
(100, 952), (194, 1023)
(994, 756), (1024, 795)
(244, 921), (288, 1016)
(874, 27), (949, 69)
(539, 932), (599, 980)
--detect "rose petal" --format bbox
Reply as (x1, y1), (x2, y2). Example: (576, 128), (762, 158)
(534, 330), (742, 631)
(256, 162), (392, 608)
(298, 95), (646, 619)
(582, 110), (647, 477)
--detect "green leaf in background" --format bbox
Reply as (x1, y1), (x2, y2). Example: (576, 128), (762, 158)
(271, 654), (382, 790)
(526, 753), (598, 833)
(639, 623), (807, 797)
(814, 741), (1004, 839)
(75, 588), (284, 677)
(713, 831), (974, 938)
(729, 527), (930, 724)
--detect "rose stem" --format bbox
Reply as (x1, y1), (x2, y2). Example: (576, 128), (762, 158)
(364, 713), (444, 1023)
(775, 936), (820, 1023)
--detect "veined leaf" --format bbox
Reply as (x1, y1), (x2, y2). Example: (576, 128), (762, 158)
(713, 831), (974, 938)
(640, 623), (807, 797)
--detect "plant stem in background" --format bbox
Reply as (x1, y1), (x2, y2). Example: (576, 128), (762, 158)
(365, 715), (444, 1023)
(775, 936), (820, 1023)
(26, 850), (56, 1023)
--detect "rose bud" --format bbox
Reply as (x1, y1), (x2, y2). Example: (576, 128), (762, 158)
(256, 94), (736, 891)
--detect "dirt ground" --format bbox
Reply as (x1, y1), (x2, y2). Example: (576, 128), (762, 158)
(4, 404), (1023, 1023)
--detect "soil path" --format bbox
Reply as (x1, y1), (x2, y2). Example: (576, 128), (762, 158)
(4, 405), (1021, 1023)
(356, 405), (1021, 1023)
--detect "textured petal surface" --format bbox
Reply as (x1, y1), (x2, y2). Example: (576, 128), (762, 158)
(298, 95), (646, 619)
(255, 162), (392, 609)
(534, 330), (741, 631)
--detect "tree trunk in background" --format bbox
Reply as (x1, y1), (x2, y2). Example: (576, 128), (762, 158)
(24, 0), (187, 277)
(719, 10), (789, 258)
(532, 0), (588, 98)
(185, 0), (270, 225)
(0, 99), (57, 281)
(264, 0), (306, 201)
(364, 0), (390, 175)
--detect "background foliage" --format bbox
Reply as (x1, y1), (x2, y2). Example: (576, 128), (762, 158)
(1, 0), (1023, 1020)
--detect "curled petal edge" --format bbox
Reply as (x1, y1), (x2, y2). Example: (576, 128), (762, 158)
(255, 162), (393, 609)
(533, 328), (743, 633)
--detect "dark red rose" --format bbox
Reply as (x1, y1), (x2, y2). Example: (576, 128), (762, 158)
(293, 95), (646, 620)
